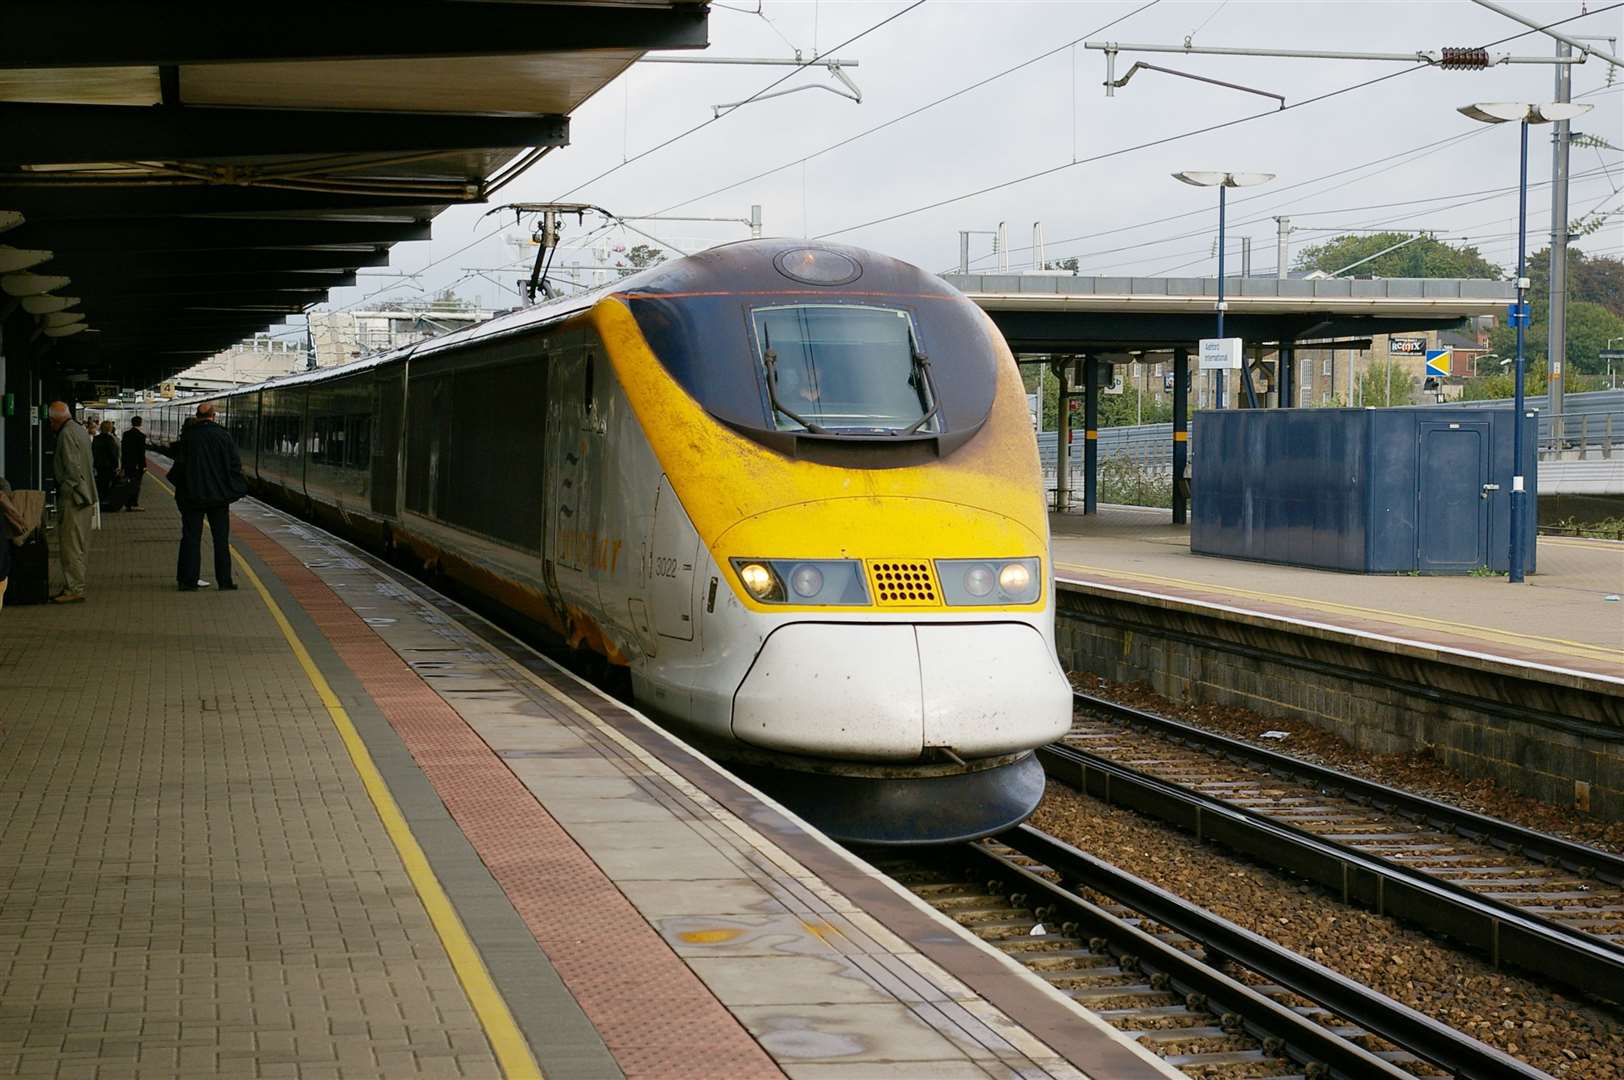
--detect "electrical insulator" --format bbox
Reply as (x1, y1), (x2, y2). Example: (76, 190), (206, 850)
(1439, 47), (1491, 70)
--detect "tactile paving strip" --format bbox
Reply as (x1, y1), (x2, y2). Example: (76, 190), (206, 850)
(233, 522), (782, 1080)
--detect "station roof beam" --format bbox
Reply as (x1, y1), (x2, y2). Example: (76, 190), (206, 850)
(0, 0), (710, 388)
(1, 105), (570, 166)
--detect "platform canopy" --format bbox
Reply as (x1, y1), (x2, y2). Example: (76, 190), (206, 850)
(943, 273), (1514, 354)
(0, 1), (708, 388)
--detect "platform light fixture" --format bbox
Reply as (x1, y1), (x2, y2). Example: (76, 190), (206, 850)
(0, 245), (53, 273)
(1172, 171), (1276, 408)
(20, 294), (78, 315)
(0, 272), (70, 297)
(1458, 100), (1593, 584)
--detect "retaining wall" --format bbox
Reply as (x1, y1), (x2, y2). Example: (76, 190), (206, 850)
(1054, 582), (1624, 820)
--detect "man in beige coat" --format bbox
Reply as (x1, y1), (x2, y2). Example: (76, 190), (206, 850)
(48, 401), (96, 603)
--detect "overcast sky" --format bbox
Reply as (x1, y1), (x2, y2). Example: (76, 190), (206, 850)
(302, 0), (1622, 327)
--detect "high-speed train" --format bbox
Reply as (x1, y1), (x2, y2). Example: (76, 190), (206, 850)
(152, 239), (1072, 844)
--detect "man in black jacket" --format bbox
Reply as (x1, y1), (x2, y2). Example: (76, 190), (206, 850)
(121, 416), (148, 511)
(170, 402), (246, 592)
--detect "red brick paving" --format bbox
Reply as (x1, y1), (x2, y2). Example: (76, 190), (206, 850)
(232, 517), (783, 1080)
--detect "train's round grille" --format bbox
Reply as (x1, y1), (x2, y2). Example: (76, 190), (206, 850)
(868, 561), (940, 606)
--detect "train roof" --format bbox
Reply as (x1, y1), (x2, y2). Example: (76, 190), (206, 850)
(162, 239), (955, 405)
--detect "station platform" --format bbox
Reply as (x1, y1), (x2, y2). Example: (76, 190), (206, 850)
(0, 474), (1174, 1080)
(1050, 506), (1624, 683)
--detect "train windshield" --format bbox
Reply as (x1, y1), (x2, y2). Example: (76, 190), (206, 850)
(752, 305), (941, 435)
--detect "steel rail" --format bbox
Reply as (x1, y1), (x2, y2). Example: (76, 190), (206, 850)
(1037, 742), (1624, 1004)
(952, 840), (1417, 1080)
(984, 828), (1547, 1080)
(1072, 690), (1624, 887)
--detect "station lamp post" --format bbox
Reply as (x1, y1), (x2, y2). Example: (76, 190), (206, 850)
(1457, 101), (1592, 584)
(1173, 171), (1274, 409)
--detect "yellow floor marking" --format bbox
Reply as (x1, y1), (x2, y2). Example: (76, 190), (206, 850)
(1056, 560), (1624, 666)
(146, 472), (539, 1078)
(232, 551), (542, 1080)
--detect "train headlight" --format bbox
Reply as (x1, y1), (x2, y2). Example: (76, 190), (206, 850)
(789, 563), (825, 598)
(998, 561), (1032, 595)
(963, 564), (996, 597)
(731, 559), (866, 605)
(935, 558), (1042, 605)
(737, 562), (780, 600)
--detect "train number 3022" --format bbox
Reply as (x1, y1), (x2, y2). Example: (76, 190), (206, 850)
(653, 556), (681, 579)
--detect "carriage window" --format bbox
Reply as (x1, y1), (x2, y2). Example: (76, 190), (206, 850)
(751, 305), (939, 435)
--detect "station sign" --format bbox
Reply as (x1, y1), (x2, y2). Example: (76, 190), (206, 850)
(1600, 349), (1624, 361)
(1389, 337), (1427, 355)
(1198, 337), (1242, 370)
(1425, 349), (1452, 377)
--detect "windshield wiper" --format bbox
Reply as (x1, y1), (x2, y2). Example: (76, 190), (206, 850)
(898, 332), (941, 436)
(761, 327), (828, 434)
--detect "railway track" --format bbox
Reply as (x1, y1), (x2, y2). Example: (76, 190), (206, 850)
(1044, 691), (1624, 1004)
(871, 828), (1542, 1079)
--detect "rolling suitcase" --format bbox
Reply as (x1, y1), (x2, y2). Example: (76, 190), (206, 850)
(7, 531), (50, 605)
(102, 477), (135, 512)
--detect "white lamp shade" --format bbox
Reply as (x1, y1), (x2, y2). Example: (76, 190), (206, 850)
(0, 210), (21, 235)
(1533, 102), (1593, 124)
(43, 322), (89, 338)
(1459, 102), (1527, 123)
(1461, 101), (1595, 125)
(0, 246), (52, 273)
(1174, 170), (1275, 188)
(1, 272), (70, 297)
(43, 311), (85, 328)
(21, 294), (79, 314)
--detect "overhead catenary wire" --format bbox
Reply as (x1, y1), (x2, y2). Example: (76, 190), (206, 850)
(810, 4), (1623, 243)
(958, 126), (1496, 272)
(321, 4), (1619, 318)
(642, 0), (1164, 218)
(551, 0), (930, 203)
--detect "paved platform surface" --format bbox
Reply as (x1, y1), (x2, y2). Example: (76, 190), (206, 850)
(1051, 506), (1624, 681)
(0, 473), (1172, 1080)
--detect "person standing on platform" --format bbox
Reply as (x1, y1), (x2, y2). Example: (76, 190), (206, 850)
(48, 402), (95, 604)
(121, 416), (148, 511)
(170, 401), (245, 592)
(93, 420), (121, 509)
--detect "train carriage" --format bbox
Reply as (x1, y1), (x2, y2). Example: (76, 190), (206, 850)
(160, 240), (1072, 844)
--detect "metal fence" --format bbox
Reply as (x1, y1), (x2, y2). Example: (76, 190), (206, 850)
(1037, 389), (1624, 476)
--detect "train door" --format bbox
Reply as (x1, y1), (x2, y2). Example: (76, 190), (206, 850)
(649, 475), (698, 641)
(371, 368), (403, 517)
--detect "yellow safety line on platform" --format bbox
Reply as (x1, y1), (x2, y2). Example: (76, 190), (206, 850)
(233, 551), (542, 1080)
(1055, 561), (1624, 666)
(148, 472), (540, 1079)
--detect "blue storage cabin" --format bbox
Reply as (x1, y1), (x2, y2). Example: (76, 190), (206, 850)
(1191, 408), (1537, 575)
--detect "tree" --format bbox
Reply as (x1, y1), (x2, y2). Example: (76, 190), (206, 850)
(1488, 300), (1624, 376)
(1357, 359), (1420, 407)
(1521, 246), (1624, 321)
(616, 243), (666, 278)
(1099, 383), (1174, 427)
(1021, 363), (1175, 431)
(1043, 256), (1080, 272)
(1293, 232), (1502, 279)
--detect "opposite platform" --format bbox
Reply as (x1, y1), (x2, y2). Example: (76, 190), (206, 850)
(1050, 506), (1623, 682)
(0, 473), (1173, 1080)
